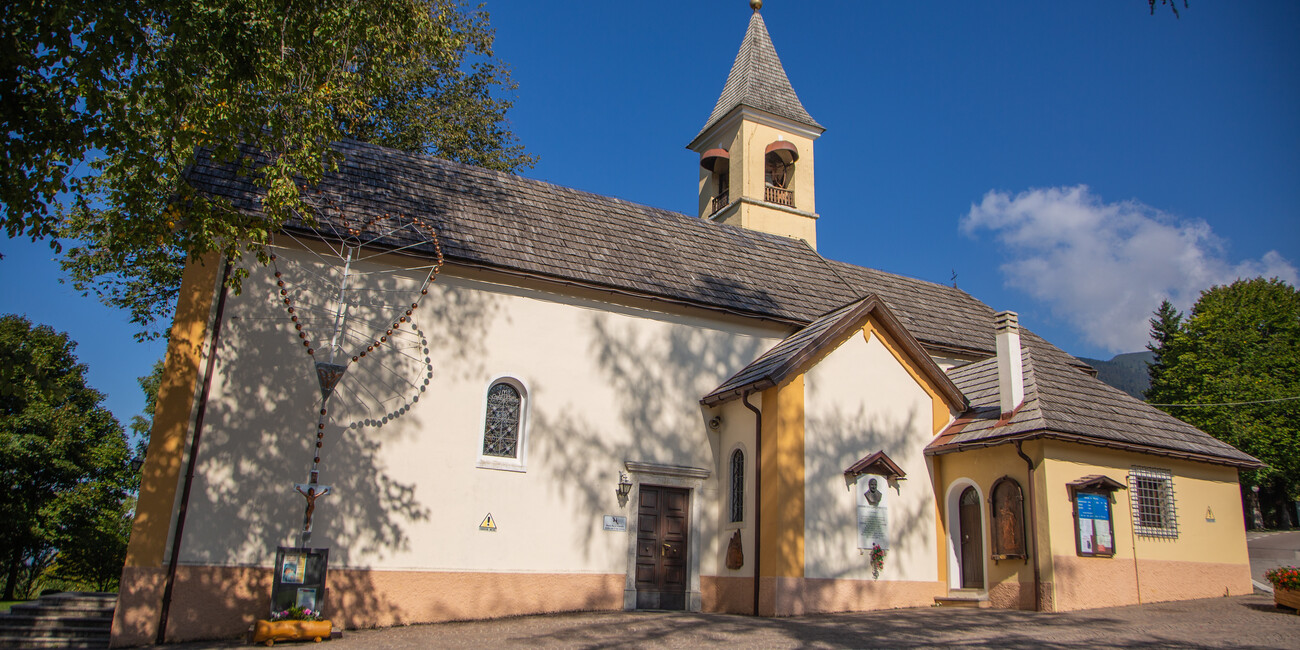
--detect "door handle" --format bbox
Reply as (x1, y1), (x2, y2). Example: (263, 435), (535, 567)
(662, 543), (670, 556)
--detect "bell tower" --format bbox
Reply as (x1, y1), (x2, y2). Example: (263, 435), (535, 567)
(688, 0), (824, 248)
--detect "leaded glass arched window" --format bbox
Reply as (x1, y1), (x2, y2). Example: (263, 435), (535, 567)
(482, 381), (522, 458)
(730, 449), (745, 523)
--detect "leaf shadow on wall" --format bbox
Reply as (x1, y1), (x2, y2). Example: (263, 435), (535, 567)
(156, 263), (503, 634)
(529, 307), (769, 562)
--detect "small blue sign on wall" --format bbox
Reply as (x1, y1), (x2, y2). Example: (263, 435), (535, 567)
(1076, 492), (1109, 520)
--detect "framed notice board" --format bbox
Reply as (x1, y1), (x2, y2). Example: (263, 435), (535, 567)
(272, 546), (329, 615)
(1073, 492), (1115, 558)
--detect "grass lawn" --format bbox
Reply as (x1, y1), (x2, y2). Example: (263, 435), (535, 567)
(1, 600), (29, 613)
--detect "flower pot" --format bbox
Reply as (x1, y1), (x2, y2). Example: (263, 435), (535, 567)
(253, 619), (333, 646)
(1276, 587), (1300, 613)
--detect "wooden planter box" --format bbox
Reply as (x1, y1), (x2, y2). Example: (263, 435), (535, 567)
(1275, 587), (1300, 612)
(253, 619), (333, 646)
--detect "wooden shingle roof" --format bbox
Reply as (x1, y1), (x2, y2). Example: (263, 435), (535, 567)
(187, 140), (996, 357)
(187, 139), (1259, 470)
(700, 294), (966, 409)
(928, 332), (1263, 468)
(691, 9), (823, 146)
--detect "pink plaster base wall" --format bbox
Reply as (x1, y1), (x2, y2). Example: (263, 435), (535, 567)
(987, 580), (1036, 610)
(1051, 555), (1252, 612)
(111, 565), (623, 647)
(760, 577), (944, 617)
(702, 576), (756, 615)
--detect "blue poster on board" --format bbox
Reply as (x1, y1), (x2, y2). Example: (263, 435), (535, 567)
(1077, 493), (1109, 520)
(1075, 493), (1113, 555)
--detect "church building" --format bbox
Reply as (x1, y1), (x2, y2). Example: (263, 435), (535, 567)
(112, 5), (1260, 646)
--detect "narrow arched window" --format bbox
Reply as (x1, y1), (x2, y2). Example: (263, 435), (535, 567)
(763, 141), (798, 207)
(990, 477), (1027, 559)
(701, 148), (730, 216)
(729, 449), (745, 523)
(478, 378), (528, 471)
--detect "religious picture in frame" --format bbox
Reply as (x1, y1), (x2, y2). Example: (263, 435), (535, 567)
(281, 552), (305, 584)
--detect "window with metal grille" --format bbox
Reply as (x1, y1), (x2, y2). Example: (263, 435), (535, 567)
(729, 449), (744, 524)
(482, 380), (523, 460)
(1129, 466), (1178, 538)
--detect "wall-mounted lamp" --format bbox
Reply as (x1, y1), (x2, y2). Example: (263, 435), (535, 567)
(616, 472), (633, 507)
(130, 456), (145, 474)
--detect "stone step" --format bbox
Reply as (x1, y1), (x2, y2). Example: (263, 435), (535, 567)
(0, 592), (115, 650)
(0, 615), (112, 630)
(6, 603), (113, 618)
(0, 634), (108, 649)
(0, 624), (110, 639)
(934, 590), (991, 608)
(6, 604), (114, 618)
(24, 594), (115, 608)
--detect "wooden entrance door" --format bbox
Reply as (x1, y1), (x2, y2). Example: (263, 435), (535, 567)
(959, 486), (985, 589)
(635, 485), (689, 610)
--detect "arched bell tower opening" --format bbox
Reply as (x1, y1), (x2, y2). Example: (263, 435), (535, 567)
(688, 3), (824, 248)
(701, 148), (731, 217)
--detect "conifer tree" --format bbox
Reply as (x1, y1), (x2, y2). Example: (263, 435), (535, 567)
(1146, 279), (1300, 526)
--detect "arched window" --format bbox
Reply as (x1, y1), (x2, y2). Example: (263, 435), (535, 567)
(478, 378), (528, 471)
(729, 449), (745, 524)
(763, 141), (798, 207)
(990, 477), (1027, 559)
(701, 148), (730, 216)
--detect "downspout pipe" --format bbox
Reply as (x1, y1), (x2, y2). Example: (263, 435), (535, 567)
(741, 391), (762, 617)
(156, 261), (232, 644)
(1015, 440), (1041, 612)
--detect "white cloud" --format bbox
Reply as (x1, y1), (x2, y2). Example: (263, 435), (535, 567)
(962, 185), (1298, 353)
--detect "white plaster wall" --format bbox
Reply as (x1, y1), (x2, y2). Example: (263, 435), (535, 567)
(176, 246), (784, 576)
(709, 397), (761, 578)
(802, 331), (939, 582)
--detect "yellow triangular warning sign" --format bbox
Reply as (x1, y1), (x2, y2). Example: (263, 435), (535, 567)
(479, 513), (497, 531)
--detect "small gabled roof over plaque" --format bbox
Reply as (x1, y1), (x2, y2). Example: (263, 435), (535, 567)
(844, 450), (906, 481)
(1066, 475), (1127, 494)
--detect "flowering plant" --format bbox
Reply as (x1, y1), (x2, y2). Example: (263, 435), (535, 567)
(1265, 566), (1300, 591)
(870, 543), (887, 578)
(269, 606), (323, 622)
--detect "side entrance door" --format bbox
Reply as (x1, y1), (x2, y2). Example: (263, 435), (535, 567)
(635, 485), (689, 610)
(959, 486), (985, 589)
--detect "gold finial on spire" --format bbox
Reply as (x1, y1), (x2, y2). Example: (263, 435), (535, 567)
(750, 0), (762, 11)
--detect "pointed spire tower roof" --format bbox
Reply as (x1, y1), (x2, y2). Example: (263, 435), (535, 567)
(691, 5), (823, 146)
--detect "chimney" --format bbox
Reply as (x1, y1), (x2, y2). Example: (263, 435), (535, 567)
(995, 311), (1024, 417)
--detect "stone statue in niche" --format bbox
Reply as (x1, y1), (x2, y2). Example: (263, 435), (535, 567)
(726, 530), (744, 570)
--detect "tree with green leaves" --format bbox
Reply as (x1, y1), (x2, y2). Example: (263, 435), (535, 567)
(128, 360), (165, 470)
(2, 0), (533, 338)
(1146, 278), (1300, 527)
(0, 315), (133, 599)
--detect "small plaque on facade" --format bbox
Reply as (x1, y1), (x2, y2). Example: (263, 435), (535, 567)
(603, 515), (627, 531)
(479, 513), (497, 531)
(856, 474), (889, 551)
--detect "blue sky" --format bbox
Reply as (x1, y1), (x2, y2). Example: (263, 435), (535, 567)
(2, 1), (1298, 426)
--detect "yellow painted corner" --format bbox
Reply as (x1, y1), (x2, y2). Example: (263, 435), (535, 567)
(759, 375), (806, 579)
(124, 254), (222, 568)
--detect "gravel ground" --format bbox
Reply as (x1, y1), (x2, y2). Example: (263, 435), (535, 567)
(162, 594), (1300, 649)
